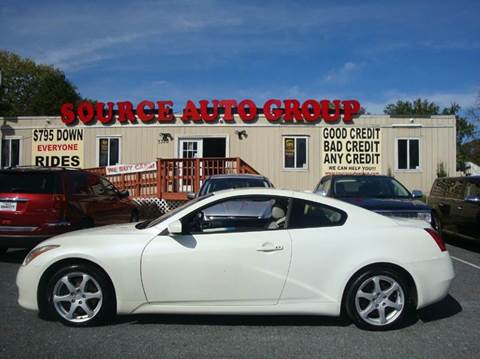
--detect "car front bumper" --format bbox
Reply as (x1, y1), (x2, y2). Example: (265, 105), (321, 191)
(16, 261), (42, 311)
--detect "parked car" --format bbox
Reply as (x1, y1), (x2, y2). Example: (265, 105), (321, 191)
(314, 175), (433, 225)
(0, 167), (138, 253)
(187, 174), (273, 199)
(17, 188), (453, 330)
(427, 176), (480, 240)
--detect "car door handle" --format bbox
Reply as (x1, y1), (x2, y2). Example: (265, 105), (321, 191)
(256, 242), (284, 252)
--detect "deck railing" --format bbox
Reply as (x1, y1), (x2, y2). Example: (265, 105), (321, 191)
(86, 157), (259, 200)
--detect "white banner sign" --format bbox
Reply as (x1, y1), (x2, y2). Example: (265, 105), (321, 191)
(321, 127), (382, 175)
(106, 161), (157, 175)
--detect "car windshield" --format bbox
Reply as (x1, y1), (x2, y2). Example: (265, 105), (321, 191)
(332, 177), (411, 199)
(137, 193), (214, 229)
(0, 172), (61, 194)
(199, 178), (270, 196)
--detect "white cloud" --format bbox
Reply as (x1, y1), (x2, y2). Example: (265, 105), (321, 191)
(0, 1), (391, 72)
(363, 89), (479, 114)
(323, 62), (364, 85)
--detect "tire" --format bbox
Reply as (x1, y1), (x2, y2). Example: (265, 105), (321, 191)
(40, 263), (116, 327)
(130, 209), (140, 223)
(0, 247), (7, 255)
(344, 267), (414, 331)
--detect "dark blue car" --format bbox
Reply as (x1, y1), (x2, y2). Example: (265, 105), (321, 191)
(314, 175), (433, 225)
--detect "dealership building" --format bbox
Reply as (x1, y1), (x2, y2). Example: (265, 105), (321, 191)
(0, 113), (457, 199)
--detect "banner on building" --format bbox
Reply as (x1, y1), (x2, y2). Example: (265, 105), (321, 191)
(106, 161), (157, 175)
(321, 127), (382, 175)
(32, 129), (84, 167)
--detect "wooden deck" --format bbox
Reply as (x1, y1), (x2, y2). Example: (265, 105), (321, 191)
(86, 157), (259, 200)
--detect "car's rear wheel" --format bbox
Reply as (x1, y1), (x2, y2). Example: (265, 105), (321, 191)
(41, 263), (116, 326)
(345, 267), (414, 331)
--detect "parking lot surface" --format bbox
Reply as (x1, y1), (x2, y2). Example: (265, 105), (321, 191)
(1, 238), (479, 359)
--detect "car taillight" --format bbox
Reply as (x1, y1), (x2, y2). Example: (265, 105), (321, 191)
(425, 228), (446, 252)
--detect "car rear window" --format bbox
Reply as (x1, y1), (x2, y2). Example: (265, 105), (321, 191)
(201, 178), (270, 195)
(0, 172), (62, 194)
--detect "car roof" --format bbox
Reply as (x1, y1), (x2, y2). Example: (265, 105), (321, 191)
(207, 187), (350, 209)
(205, 174), (268, 180)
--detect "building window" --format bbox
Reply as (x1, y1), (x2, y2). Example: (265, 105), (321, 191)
(397, 138), (420, 170)
(97, 137), (121, 167)
(1, 137), (21, 168)
(283, 136), (308, 170)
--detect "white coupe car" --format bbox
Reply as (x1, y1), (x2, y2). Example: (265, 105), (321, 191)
(17, 188), (454, 330)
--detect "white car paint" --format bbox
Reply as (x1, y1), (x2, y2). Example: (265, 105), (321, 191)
(16, 188), (454, 318)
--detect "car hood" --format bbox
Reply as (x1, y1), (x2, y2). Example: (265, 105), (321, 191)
(338, 197), (430, 212)
(40, 222), (159, 247)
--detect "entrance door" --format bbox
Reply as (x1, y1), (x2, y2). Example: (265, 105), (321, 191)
(178, 139), (203, 192)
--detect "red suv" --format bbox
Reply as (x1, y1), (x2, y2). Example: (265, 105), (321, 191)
(0, 167), (139, 253)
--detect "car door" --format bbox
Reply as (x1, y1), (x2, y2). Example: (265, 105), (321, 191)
(446, 178), (467, 233)
(141, 195), (292, 306)
(281, 198), (348, 303)
(87, 174), (117, 226)
(99, 177), (131, 223)
(460, 179), (480, 239)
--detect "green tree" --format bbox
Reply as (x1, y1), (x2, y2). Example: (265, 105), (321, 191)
(0, 50), (82, 116)
(384, 98), (440, 116)
(384, 98), (476, 170)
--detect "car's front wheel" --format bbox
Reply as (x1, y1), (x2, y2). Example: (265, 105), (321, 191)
(41, 263), (116, 326)
(345, 267), (414, 331)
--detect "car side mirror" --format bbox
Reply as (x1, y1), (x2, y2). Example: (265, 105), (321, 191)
(411, 190), (423, 199)
(119, 190), (130, 198)
(464, 195), (480, 203)
(187, 192), (196, 200)
(167, 220), (183, 235)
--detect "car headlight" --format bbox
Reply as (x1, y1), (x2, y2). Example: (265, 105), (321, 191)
(416, 211), (432, 224)
(23, 245), (60, 266)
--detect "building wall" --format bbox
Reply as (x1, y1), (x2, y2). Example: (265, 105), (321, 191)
(0, 115), (456, 194)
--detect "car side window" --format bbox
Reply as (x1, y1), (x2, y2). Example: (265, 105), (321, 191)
(465, 181), (480, 198)
(430, 179), (446, 197)
(288, 199), (346, 229)
(445, 179), (466, 200)
(100, 177), (118, 196)
(88, 175), (105, 196)
(67, 173), (90, 195)
(182, 196), (289, 234)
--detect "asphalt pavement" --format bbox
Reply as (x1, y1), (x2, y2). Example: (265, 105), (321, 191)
(0, 237), (479, 359)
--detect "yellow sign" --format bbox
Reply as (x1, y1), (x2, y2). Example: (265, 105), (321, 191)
(32, 129), (84, 167)
(321, 127), (382, 175)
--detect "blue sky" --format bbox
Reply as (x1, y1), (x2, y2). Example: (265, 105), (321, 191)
(1, 0), (479, 114)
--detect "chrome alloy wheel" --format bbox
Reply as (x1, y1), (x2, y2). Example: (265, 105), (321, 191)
(52, 272), (103, 323)
(354, 275), (405, 326)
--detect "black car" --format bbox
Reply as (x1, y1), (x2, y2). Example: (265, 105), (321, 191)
(427, 176), (480, 240)
(314, 175), (433, 225)
(188, 174), (274, 199)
